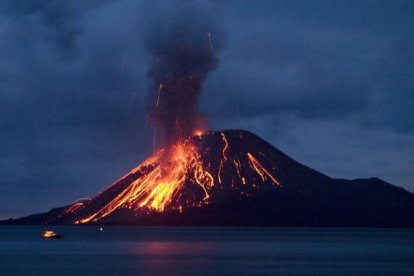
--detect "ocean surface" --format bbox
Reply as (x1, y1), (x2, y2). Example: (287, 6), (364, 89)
(0, 226), (413, 275)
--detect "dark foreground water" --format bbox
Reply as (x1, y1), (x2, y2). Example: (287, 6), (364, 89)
(1, 227), (413, 275)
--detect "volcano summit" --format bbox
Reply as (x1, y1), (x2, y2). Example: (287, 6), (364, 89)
(6, 129), (414, 227)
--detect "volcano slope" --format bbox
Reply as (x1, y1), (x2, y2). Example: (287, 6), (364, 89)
(5, 130), (414, 227)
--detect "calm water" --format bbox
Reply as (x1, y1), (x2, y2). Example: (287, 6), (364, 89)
(1, 226), (413, 275)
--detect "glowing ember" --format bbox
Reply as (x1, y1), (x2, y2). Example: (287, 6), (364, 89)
(193, 129), (204, 137)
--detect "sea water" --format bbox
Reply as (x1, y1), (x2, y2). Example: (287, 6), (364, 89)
(1, 226), (413, 275)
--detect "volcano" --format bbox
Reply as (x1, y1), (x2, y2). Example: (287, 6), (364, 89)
(5, 129), (414, 227)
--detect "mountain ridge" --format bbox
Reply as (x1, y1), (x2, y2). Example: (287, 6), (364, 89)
(3, 129), (414, 227)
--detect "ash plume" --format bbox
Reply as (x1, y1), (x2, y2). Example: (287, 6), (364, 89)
(145, 2), (223, 146)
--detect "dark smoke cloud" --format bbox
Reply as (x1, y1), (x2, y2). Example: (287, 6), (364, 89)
(144, 2), (224, 145)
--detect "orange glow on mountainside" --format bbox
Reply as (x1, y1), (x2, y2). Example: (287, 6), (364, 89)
(75, 139), (213, 224)
(62, 131), (282, 224)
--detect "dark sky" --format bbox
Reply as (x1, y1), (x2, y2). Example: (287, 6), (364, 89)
(1, 0), (413, 219)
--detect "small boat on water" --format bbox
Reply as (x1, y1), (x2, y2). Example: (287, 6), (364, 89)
(41, 230), (62, 239)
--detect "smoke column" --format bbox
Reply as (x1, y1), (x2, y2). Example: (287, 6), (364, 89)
(145, 2), (223, 146)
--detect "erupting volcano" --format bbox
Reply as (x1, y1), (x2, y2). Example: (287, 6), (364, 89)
(4, 4), (414, 227)
(45, 130), (285, 224)
(7, 129), (414, 226)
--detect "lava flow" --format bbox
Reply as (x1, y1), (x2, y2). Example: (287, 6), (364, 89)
(76, 139), (213, 224)
(53, 130), (282, 224)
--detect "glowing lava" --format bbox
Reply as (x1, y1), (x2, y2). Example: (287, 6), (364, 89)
(58, 131), (282, 225)
(75, 138), (214, 223)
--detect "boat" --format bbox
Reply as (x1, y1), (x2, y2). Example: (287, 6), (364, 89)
(41, 230), (62, 239)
